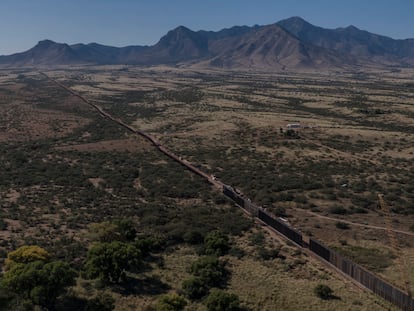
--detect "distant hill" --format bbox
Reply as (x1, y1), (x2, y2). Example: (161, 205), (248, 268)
(1, 17), (414, 70)
(0, 40), (82, 66)
(201, 24), (348, 70)
(277, 16), (414, 66)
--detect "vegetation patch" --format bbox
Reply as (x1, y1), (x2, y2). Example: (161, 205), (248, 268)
(335, 245), (394, 272)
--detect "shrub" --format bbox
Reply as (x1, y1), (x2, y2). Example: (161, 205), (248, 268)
(153, 293), (187, 311)
(273, 206), (287, 217)
(228, 247), (245, 259)
(249, 232), (265, 246)
(314, 284), (333, 300)
(88, 222), (119, 243)
(293, 195), (308, 204)
(204, 231), (230, 256)
(335, 222), (350, 230)
(204, 289), (240, 311)
(353, 207), (368, 214)
(182, 277), (209, 300)
(182, 256), (229, 300)
(183, 230), (204, 245)
(114, 219), (137, 242)
(189, 256), (228, 288)
(134, 236), (164, 255)
(0, 219), (7, 230)
(329, 206), (348, 215)
(284, 129), (300, 139)
(257, 246), (281, 261)
(88, 219), (137, 243)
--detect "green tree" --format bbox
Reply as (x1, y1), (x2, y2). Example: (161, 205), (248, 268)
(153, 293), (187, 311)
(134, 236), (163, 256)
(84, 241), (141, 283)
(1, 260), (76, 309)
(5, 245), (50, 269)
(0, 286), (18, 311)
(204, 289), (241, 311)
(189, 256), (228, 288)
(114, 219), (137, 242)
(314, 284), (333, 300)
(88, 219), (137, 243)
(204, 231), (230, 256)
(88, 222), (119, 243)
(182, 277), (209, 300)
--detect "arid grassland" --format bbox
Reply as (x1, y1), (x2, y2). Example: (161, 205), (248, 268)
(1, 66), (413, 310)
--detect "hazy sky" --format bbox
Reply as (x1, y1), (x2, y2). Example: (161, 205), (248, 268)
(1, 0), (414, 55)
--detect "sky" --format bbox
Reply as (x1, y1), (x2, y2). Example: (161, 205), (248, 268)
(1, 0), (414, 55)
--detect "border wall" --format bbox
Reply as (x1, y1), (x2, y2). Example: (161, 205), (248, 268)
(309, 239), (414, 311)
(222, 184), (414, 311)
(257, 209), (303, 246)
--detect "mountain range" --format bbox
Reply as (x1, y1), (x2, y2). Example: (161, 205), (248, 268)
(1, 16), (414, 71)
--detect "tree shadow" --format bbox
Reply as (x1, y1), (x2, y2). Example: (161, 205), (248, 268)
(320, 294), (341, 301)
(329, 294), (341, 300)
(55, 295), (88, 311)
(112, 275), (170, 296)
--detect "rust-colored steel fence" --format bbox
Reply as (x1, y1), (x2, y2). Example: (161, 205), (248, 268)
(309, 239), (414, 311)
